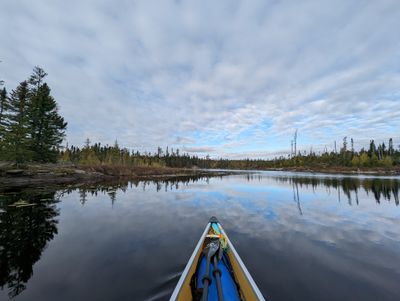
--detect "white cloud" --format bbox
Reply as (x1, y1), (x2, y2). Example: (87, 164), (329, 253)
(182, 146), (215, 153)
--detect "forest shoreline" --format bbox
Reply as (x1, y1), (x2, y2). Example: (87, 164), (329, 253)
(262, 166), (400, 176)
(0, 163), (237, 189)
(1, 163), (399, 189)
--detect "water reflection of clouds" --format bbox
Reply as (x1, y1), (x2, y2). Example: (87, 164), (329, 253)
(232, 183), (398, 241)
(60, 174), (400, 248)
(152, 174), (400, 259)
(144, 175), (398, 245)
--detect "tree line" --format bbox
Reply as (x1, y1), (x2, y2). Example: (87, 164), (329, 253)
(60, 136), (400, 170)
(0, 67), (67, 164)
(270, 137), (399, 169)
(60, 140), (206, 168)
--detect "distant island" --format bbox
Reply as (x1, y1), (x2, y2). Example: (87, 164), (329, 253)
(1, 67), (399, 188)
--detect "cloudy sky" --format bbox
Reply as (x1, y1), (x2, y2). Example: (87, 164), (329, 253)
(1, 0), (399, 158)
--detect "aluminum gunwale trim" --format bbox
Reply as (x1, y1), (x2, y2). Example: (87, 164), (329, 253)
(169, 223), (211, 301)
(219, 223), (266, 301)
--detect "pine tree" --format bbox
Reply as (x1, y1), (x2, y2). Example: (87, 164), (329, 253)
(28, 67), (67, 162)
(2, 81), (32, 163)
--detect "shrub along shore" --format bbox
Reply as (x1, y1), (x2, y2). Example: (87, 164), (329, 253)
(0, 160), (398, 190)
(0, 163), (236, 188)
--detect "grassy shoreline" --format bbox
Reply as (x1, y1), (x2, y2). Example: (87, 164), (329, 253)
(0, 163), (236, 188)
(1, 163), (399, 189)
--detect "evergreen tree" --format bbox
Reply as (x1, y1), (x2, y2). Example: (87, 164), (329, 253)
(341, 136), (347, 153)
(28, 68), (67, 162)
(388, 138), (394, 155)
(0, 87), (8, 140)
(350, 138), (354, 154)
(29, 66), (47, 91)
(368, 140), (376, 157)
(2, 82), (31, 163)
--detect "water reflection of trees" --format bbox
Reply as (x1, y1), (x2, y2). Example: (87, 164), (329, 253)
(58, 175), (219, 205)
(0, 189), (59, 298)
(274, 176), (400, 206)
(0, 175), (217, 297)
(292, 182), (303, 215)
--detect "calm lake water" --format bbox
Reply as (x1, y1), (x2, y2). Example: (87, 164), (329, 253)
(0, 171), (399, 301)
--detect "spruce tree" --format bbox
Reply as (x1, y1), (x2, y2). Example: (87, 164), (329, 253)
(2, 81), (32, 163)
(388, 138), (394, 155)
(28, 76), (67, 162)
(368, 140), (376, 157)
(0, 87), (8, 140)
